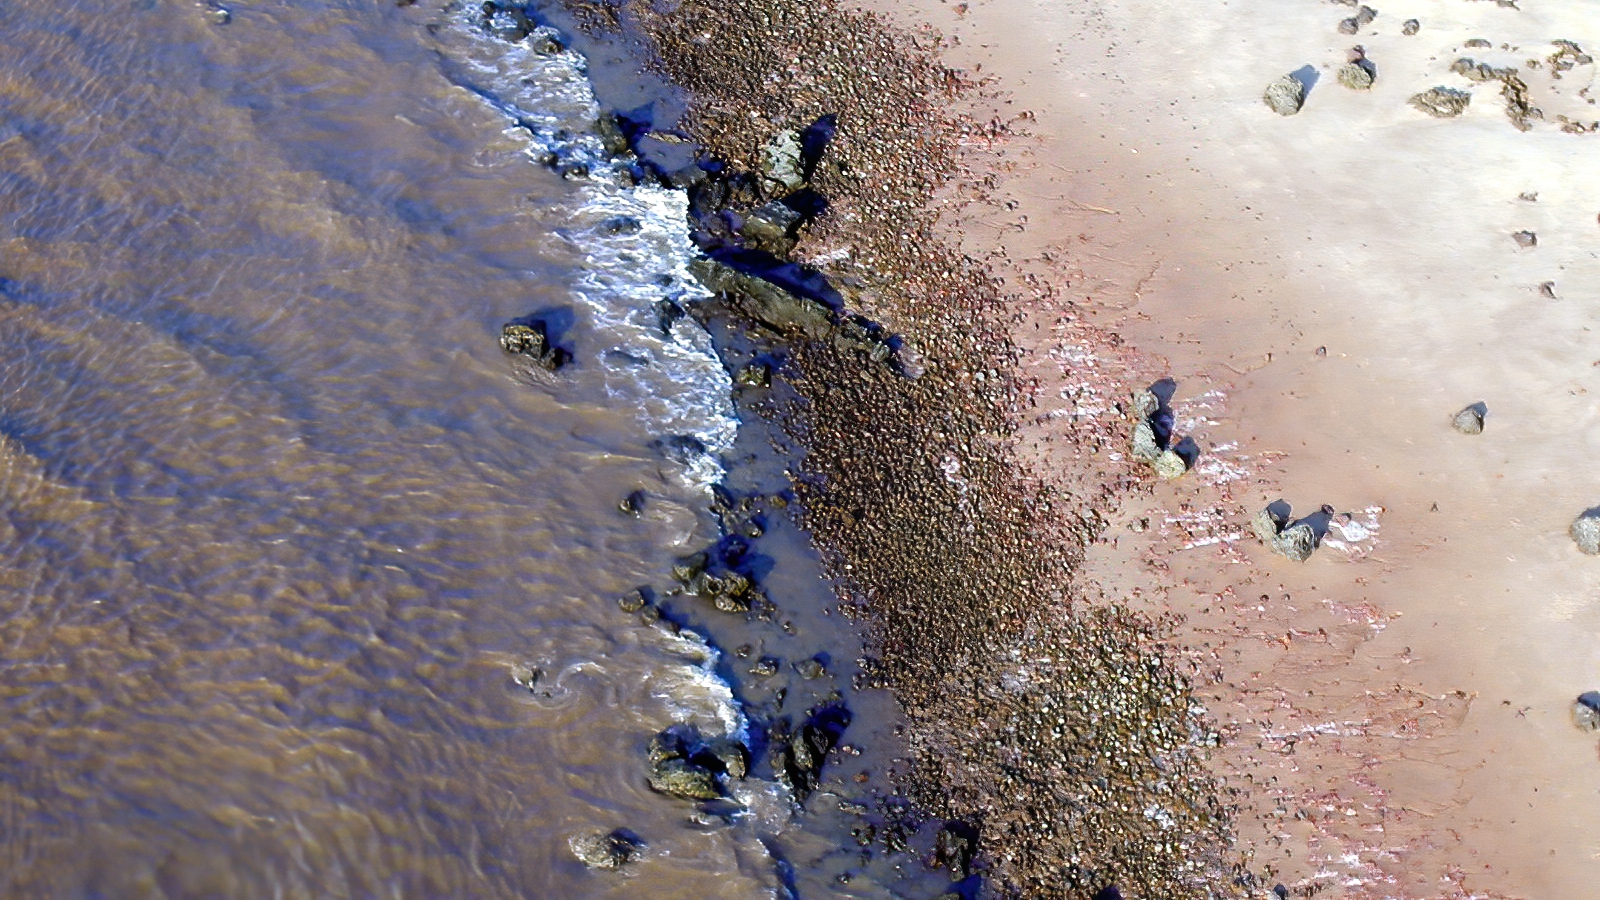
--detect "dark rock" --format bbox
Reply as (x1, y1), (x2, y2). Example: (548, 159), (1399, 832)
(1402, 18), (1420, 35)
(704, 737), (750, 779)
(526, 27), (564, 56)
(1263, 74), (1306, 115)
(618, 489), (647, 517)
(1410, 86), (1471, 118)
(739, 200), (804, 248)
(1571, 510), (1600, 555)
(1464, 38), (1492, 49)
(655, 298), (686, 336)
(689, 258), (833, 340)
(480, 1), (533, 42)
(1573, 691), (1600, 730)
(771, 706), (850, 801)
(1338, 6), (1376, 34)
(618, 588), (650, 613)
(1451, 404), (1485, 434)
(735, 361), (772, 387)
(600, 215), (642, 235)
(750, 656), (780, 677)
(569, 829), (643, 869)
(500, 320), (570, 371)
(1512, 230), (1538, 248)
(648, 757), (721, 800)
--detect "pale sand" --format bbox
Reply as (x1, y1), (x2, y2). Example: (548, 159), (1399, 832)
(861, 0), (1600, 894)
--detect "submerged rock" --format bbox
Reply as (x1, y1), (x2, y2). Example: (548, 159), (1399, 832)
(1573, 692), (1600, 731)
(1263, 74), (1306, 116)
(569, 829), (643, 869)
(500, 320), (570, 371)
(647, 758), (721, 800)
(1410, 86), (1471, 118)
(1571, 511), (1600, 555)
(1451, 404), (1485, 434)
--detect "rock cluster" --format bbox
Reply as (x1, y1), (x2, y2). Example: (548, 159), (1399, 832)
(1128, 388), (1191, 480)
(645, 725), (748, 800)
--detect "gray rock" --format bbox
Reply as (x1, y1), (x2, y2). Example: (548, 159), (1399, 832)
(1451, 405), (1485, 434)
(1337, 5), (1376, 34)
(1153, 449), (1188, 480)
(762, 129), (806, 193)
(1402, 18), (1420, 36)
(569, 829), (643, 869)
(689, 258), (833, 339)
(1272, 523), (1318, 562)
(1337, 62), (1375, 90)
(1264, 75), (1306, 116)
(1130, 419), (1162, 461)
(1512, 230), (1537, 248)
(1573, 692), (1600, 731)
(648, 757), (721, 800)
(739, 200), (804, 247)
(1251, 505), (1287, 545)
(1410, 87), (1471, 118)
(1572, 512), (1600, 555)
(1131, 388), (1160, 419)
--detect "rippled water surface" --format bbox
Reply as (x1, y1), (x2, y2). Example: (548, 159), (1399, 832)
(0, 1), (857, 895)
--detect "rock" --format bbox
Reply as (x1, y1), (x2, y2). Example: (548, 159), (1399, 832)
(1337, 6), (1376, 34)
(1571, 511), (1600, 555)
(1338, 62), (1375, 90)
(618, 588), (649, 613)
(1451, 58), (1509, 82)
(934, 822), (978, 877)
(1464, 38), (1491, 49)
(654, 299), (686, 336)
(618, 489), (647, 517)
(1273, 523), (1318, 562)
(1573, 692), (1600, 731)
(1263, 74), (1306, 116)
(1402, 18), (1420, 36)
(1500, 75), (1541, 132)
(1152, 449), (1188, 480)
(749, 656), (779, 677)
(704, 737), (750, 779)
(688, 258), (833, 340)
(1130, 419), (1162, 462)
(1540, 281), (1558, 299)
(480, 1), (533, 41)
(599, 215), (642, 235)
(569, 829), (643, 869)
(647, 757), (721, 800)
(1251, 505), (1288, 545)
(739, 200), (804, 247)
(762, 129), (806, 193)
(500, 320), (569, 371)
(1512, 230), (1538, 248)
(1409, 87), (1471, 118)
(793, 657), (826, 679)
(735, 361), (772, 387)
(1131, 388), (1160, 419)
(1451, 405), (1485, 434)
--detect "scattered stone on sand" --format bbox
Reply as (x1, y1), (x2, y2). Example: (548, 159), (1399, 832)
(1152, 449), (1188, 480)
(1540, 281), (1558, 299)
(1402, 18), (1420, 36)
(761, 129), (806, 193)
(500, 320), (570, 370)
(569, 829), (644, 869)
(1500, 74), (1541, 131)
(1451, 404), (1485, 434)
(1512, 229), (1538, 248)
(1337, 5), (1377, 34)
(1571, 510), (1600, 555)
(1572, 692), (1600, 731)
(1131, 388), (1160, 419)
(1250, 505), (1287, 546)
(1464, 38), (1492, 49)
(1338, 61), (1375, 90)
(1263, 74), (1306, 115)
(1409, 86), (1471, 118)
(1518, 191), (1539, 202)
(1451, 57), (1512, 82)
(735, 361), (772, 387)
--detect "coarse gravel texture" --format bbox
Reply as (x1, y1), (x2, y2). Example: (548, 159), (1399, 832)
(558, 0), (1248, 895)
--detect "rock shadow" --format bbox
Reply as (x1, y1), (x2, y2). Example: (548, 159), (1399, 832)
(1290, 64), (1320, 99)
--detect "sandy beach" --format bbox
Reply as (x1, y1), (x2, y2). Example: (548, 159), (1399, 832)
(855, 0), (1600, 894)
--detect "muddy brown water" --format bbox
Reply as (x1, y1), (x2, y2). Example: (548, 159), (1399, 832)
(0, 1), (956, 897)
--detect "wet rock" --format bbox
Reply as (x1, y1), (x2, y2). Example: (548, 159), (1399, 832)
(771, 706), (850, 801)
(762, 129), (806, 193)
(569, 829), (643, 868)
(1152, 449), (1188, 480)
(689, 258), (833, 340)
(618, 489), (647, 517)
(480, 1), (533, 41)
(1130, 418), (1162, 462)
(735, 361), (772, 387)
(750, 656), (780, 677)
(648, 757), (721, 800)
(1572, 691), (1600, 730)
(1571, 510), (1600, 555)
(1512, 230), (1538, 249)
(500, 320), (570, 371)
(704, 737), (750, 778)
(618, 587), (650, 613)
(655, 298), (686, 335)
(793, 656), (826, 679)
(1410, 86), (1471, 118)
(1402, 18), (1420, 35)
(1451, 404), (1485, 434)
(739, 200), (804, 248)
(526, 27), (564, 56)
(600, 214), (642, 235)
(1263, 74), (1306, 116)
(1338, 61), (1375, 90)
(933, 821), (978, 877)
(671, 551), (709, 584)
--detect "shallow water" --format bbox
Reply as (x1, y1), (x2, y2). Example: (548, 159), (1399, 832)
(0, 1), (945, 896)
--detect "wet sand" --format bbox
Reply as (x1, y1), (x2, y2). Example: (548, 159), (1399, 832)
(860, 0), (1600, 894)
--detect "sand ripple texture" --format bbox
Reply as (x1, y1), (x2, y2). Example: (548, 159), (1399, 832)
(0, 2), (783, 897)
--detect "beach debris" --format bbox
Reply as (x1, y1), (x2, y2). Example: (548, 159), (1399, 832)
(1251, 501), (1329, 562)
(500, 318), (571, 371)
(1402, 18), (1420, 36)
(1338, 59), (1376, 90)
(1263, 73), (1307, 115)
(761, 129), (806, 194)
(569, 829), (645, 868)
(1512, 229), (1538, 248)
(1409, 86), (1471, 118)
(1572, 692), (1600, 731)
(1451, 403), (1486, 434)
(1337, 5), (1377, 35)
(1571, 509), (1600, 555)
(1127, 387), (1192, 479)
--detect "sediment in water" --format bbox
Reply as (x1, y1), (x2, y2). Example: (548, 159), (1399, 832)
(550, 0), (1244, 894)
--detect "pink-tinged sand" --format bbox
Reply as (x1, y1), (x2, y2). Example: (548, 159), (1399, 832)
(860, 0), (1600, 894)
